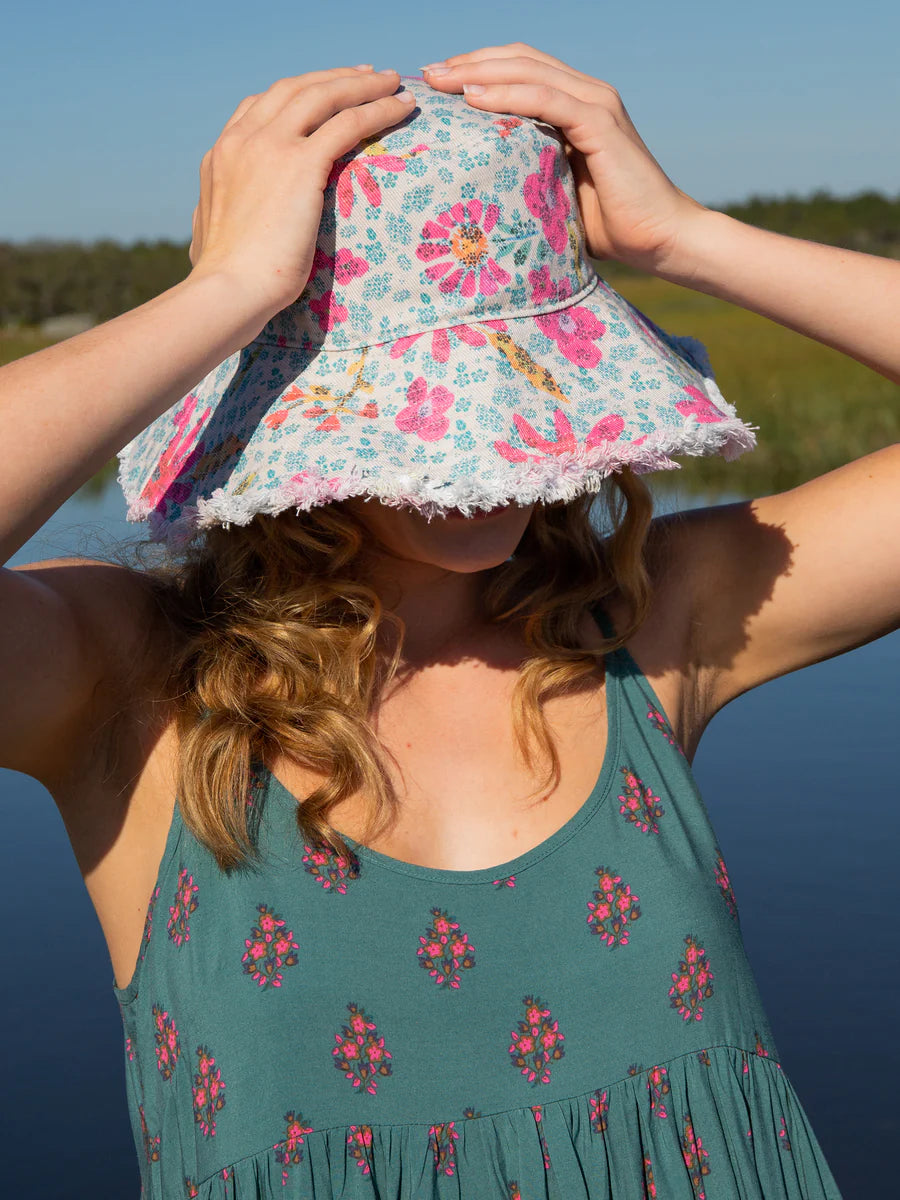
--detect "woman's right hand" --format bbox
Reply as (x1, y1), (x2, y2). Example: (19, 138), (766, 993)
(188, 66), (415, 318)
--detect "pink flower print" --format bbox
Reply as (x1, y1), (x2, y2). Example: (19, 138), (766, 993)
(618, 766), (665, 834)
(309, 288), (349, 333)
(669, 935), (715, 1021)
(139, 393), (211, 512)
(586, 866), (641, 947)
(523, 145), (571, 254)
(429, 1121), (459, 1177)
(642, 1157), (658, 1199)
(167, 866), (199, 948)
(416, 197), (512, 297)
(140, 885), (160, 962)
(494, 407), (623, 464)
(241, 903), (300, 989)
(754, 1032), (770, 1059)
(531, 1105), (551, 1170)
(395, 376), (454, 442)
(328, 138), (428, 219)
(492, 874), (517, 888)
(681, 1117), (711, 1198)
(138, 1103), (160, 1164)
(493, 116), (524, 139)
(529, 267), (606, 368)
(332, 1002), (393, 1095)
(589, 1088), (609, 1133)
(347, 1125), (374, 1176)
(417, 907), (477, 989)
(647, 1065), (670, 1119)
(714, 852), (739, 920)
(192, 1044), (225, 1137)
(646, 703), (687, 757)
(779, 1116), (792, 1152)
(675, 385), (727, 423)
(185, 1178), (200, 1198)
(125, 1035), (135, 1061)
(152, 1004), (181, 1081)
(389, 318), (509, 363)
(509, 994), (565, 1085)
(301, 841), (361, 893)
(274, 1110), (315, 1185)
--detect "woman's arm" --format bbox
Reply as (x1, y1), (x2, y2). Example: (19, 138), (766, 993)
(662, 210), (900, 383)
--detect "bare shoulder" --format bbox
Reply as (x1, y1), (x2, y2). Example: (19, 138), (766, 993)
(6, 554), (175, 790)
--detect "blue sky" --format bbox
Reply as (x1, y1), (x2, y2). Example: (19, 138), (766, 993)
(1, 0), (897, 241)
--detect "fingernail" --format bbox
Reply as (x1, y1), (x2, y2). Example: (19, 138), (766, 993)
(397, 89), (416, 103)
(419, 61), (446, 71)
(353, 63), (373, 71)
(463, 83), (486, 95)
(425, 65), (451, 77)
(377, 67), (398, 75)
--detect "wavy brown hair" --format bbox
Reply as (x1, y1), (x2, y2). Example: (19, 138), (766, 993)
(121, 469), (656, 872)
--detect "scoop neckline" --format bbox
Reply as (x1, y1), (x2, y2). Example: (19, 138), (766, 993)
(262, 611), (622, 885)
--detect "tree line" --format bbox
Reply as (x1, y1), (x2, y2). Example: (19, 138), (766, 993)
(1, 189), (897, 327)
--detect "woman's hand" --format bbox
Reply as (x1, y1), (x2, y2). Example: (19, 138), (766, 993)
(420, 43), (708, 276)
(189, 66), (416, 317)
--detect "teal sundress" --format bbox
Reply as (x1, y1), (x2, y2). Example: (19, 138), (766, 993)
(114, 604), (842, 1198)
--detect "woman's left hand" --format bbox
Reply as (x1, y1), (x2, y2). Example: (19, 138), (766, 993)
(420, 43), (708, 277)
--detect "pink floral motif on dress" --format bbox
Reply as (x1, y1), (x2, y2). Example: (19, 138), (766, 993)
(586, 866), (641, 947)
(152, 1003), (181, 1080)
(682, 1117), (711, 1198)
(167, 867), (199, 948)
(647, 1065), (670, 1118)
(429, 1121), (459, 1177)
(675, 384), (726, 423)
(529, 266), (606, 368)
(523, 145), (571, 253)
(241, 903), (300, 989)
(714, 852), (739, 920)
(509, 995), (565, 1085)
(185, 1178), (200, 1197)
(347, 1125), (374, 1176)
(274, 1111), (315, 1185)
(492, 874), (517, 889)
(618, 767), (664, 834)
(395, 376), (455, 442)
(669, 935), (715, 1021)
(417, 907), (476, 989)
(642, 1157), (658, 1199)
(646, 702), (687, 757)
(328, 137), (428, 219)
(302, 842), (361, 894)
(332, 1002), (393, 1095)
(494, 407), (624, 464)
(416, 198), (512, 297)
(192, 1045), (226, 1137)
(138, 1103), (160, 1164)
(589, 1088), (609, 1133)
(779, 1116), (792, 1152)
(531, 1104), (551, 1169)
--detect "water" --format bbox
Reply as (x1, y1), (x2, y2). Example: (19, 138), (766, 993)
(1, 480), (896, 1198)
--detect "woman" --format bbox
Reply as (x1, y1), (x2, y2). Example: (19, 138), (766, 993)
(1, 43), (896, 1198)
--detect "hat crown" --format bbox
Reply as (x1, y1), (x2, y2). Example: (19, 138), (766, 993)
(260, 81), (597, 352)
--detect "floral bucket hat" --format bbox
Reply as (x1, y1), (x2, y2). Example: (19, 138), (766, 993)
(117, 76), (757, 548)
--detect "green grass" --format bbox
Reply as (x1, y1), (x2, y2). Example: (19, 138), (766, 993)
(602, 266), (898, 495)
(3, 277), (897, 505)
